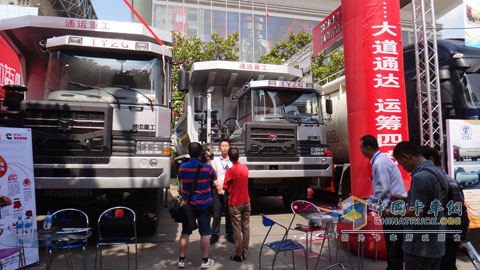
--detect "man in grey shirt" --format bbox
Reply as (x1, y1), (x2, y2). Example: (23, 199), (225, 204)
(360, 135), (407, 270)
(393, 141), (447, 270)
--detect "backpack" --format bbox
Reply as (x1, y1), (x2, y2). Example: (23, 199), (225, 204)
(424, 167), (470, 240)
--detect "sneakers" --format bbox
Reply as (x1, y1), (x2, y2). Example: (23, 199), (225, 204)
(200, 258), (215, 269)
(176, 258), (186, 268)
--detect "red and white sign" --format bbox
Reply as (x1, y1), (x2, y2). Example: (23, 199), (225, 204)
(342, 0), (410, 197)
(313, 6), (343, 55)
(0, 36), (21, 98)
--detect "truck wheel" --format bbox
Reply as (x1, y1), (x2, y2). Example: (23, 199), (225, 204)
(129, 189), (161, 235)
(282, 186), (308, 209)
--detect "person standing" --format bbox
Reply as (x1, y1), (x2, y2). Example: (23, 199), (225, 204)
(210, 139), (234, 244)
(360, 135), (406, 270)
(393, 141), (448, 270)
(177, 142), (216, 269)
(420, 146), (468, 270)
(223, 147), (250, 262)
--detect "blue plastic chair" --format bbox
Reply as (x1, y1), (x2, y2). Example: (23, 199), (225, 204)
(48, 208), (90, 270)
(95, 206), (138, 270)
(259, 214), (308, 270)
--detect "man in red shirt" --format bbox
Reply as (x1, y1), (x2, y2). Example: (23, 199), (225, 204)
(223, 147), (250, 262)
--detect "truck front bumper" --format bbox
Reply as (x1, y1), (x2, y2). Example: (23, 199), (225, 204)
(240, 156), (333, 178)
(33, 156), (170, 189)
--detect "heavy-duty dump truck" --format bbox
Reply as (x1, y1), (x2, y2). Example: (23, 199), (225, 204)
(173, 61), (333, 207)
(0, 16), (173, 232)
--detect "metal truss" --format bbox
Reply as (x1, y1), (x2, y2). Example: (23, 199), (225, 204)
(44, 0), (97, 19)
(411, 0), (443, 151)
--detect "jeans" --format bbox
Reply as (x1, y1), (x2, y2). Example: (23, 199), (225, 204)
(404, 253), (441, 270)
(181, 207), (211, 236)
(211, 189), (233, 238)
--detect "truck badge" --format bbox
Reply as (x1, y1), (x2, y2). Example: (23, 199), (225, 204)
(57, 119), (73, 132)
(268, 133), (278, 142)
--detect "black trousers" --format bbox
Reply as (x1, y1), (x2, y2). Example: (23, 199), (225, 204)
(440, 239), (459, 270)
(383, 224), (404, 270)
(211, 190), (233, 237)
(404, 253), (441, 270)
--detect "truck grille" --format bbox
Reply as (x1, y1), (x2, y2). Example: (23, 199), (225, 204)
(245, 122), (297, 158)
(21, 101), (112, 157)
(297, 141), (328, 156)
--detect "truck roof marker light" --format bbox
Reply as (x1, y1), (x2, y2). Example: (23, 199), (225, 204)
(68, 37), (83, 45)
(135, 42), (149, 51)
(452, 53), (464, 59)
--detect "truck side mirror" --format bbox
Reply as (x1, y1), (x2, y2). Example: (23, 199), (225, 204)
(194, 96), (204, 113)
(178, 69), (190, 93)
(325, 99), (333, 115)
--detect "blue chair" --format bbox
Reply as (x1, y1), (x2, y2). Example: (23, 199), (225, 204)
(95, 206), (138, 270)
(259, 214), (308, 270)
(48, 208), (90, 270)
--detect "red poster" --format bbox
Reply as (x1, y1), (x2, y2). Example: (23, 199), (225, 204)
(342, 0), (410, 197)
(0, 36), (21, 99)
(312, 6), (343, 56)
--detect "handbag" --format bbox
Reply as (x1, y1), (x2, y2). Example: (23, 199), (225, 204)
(168, 162), (204, 230)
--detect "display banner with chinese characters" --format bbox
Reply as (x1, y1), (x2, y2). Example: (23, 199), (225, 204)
(465, 0), (480, 48)
(446, 120), (480, 229)
(0, 36), (21, 99)
(341, 0), (410, 197)
(0, 128), (39, 269)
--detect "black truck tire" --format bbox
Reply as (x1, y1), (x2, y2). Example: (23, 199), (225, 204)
(282, 185), (308, 209)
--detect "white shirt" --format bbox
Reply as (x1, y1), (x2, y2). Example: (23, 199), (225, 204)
(212, 155), (233, 195)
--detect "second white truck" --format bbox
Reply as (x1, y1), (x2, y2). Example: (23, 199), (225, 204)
(174, 61), (333, 207)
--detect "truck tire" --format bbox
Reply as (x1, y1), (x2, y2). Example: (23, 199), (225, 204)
(128, 189), (161, 235)
(282, 186), (308, 209)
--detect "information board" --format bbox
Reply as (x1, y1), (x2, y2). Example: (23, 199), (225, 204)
(446, 120), (480, 229)
(0, 128), (39, 269)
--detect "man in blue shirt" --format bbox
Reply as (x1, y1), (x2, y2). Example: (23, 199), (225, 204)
(177, 142), (217, 269)
(360, 135), (406, 270)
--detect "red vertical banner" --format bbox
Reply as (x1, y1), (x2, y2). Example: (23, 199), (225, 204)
(342, 0), (410, 198)
(0, 36), (21, 99)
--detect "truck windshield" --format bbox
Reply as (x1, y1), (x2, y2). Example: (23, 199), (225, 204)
(45, 51), (165, 105)
(464, 73), (480, 108)
(252, 89), (321, 124)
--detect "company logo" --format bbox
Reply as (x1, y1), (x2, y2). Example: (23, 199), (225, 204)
(8, 174), (17, 181)
(461, 125), (472, 140)
(4, 133), (27, 141)
(57, 119), (73, 132)
(342, 197), (367, 230)
(268, 133), (278, 142)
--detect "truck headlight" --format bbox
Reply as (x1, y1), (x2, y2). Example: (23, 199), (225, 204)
(136, 141), (171, 155)
(310, 147), (327, 156)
